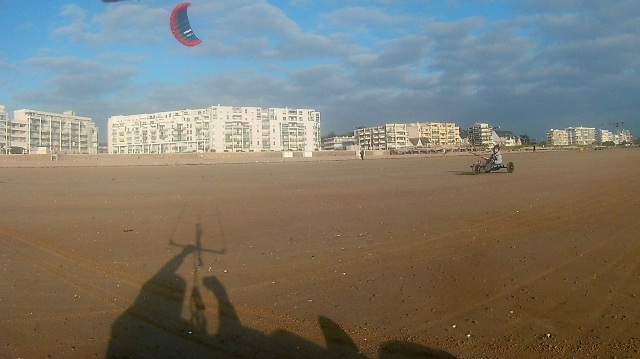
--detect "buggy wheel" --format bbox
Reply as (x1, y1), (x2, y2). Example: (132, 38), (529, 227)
(507, 162), (515, 173)
(472, 163), (481, 175)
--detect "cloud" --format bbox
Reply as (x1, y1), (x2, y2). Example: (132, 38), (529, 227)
(271, 33), (360, 60)
(214, 3), (300, 37)
(288, 0), (313, 7)
(321, 6), (414, 28)
(367, 35), (432, 68)
(97, 52), (147, 64)
(15, 56), (138, 107)
(52, 4), (168, 47)
(0, 60), (14, 71)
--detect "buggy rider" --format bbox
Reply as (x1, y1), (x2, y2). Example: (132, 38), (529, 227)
(482, 145), (503, 172)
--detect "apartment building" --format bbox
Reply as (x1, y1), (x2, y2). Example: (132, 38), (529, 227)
(384, 123), (408, 149)
(615, 129), (634, 144)
(566, 127), (596, 145)
(107, 105), (321, 154)
(0, 105), (8, 153)
(596, 129), (615, 143)
(468, 123), (496, 147)
(407, 122), (461, 147)
(354, 126), (383, 150)
(547, 129), (569, 146)
(354, 123), (408, 150)
(11, 109), (99, 154)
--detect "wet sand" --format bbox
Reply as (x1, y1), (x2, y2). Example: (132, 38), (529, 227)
(1, 148), (639, 358)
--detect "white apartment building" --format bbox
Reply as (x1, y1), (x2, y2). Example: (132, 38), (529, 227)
(547, 129), (569, 146)
(566, 127), (596, 145)
(615, 129), (634, 144)
(469, 123), (496, 147)
(0, 105), (8, 153)
(107, 105), (321, 154)
(354, 124), (408, 150)
(406, 122), (462, 147)
(11, 109), (99, 154)
(596, 129), (615, 143)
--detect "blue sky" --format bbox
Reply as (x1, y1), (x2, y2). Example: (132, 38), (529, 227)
(1, 0), (639, 142)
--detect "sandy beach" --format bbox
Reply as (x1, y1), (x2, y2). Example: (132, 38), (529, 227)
(1, 148), (639, 358)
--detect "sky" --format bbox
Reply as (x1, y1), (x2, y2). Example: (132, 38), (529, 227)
(1, 0), (639, 143)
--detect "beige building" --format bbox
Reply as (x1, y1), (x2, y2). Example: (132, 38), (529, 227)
(354, 123), (408, 150)
(0, 105), (8, 153)
(11, 109), (99, 154)
(547, 129), (569, 146)
(108, 105), (321, 154)
(407, 122), (461, 147)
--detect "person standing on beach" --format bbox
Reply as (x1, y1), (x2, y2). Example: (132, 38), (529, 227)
(360, 148), (365, 160)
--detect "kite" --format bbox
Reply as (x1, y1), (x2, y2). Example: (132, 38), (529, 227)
(170, 3), (202, 47)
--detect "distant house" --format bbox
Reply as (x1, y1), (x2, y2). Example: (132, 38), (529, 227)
(322, 135), (355, 151)
(408, 137), (431, 148)
(495, 130), (522, 146)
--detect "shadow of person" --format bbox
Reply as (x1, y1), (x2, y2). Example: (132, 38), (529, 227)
(106, 243), (457, 359)
(105, 245), (215, 359)
(202, 275), (458, 359)
(318, 315), (368, 358)
(203, 275), (338, 358)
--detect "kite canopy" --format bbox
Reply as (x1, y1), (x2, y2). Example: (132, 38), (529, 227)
(170, 3), (202, 47)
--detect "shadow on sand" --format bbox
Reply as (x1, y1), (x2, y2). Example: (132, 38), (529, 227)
(105, 225), (456, 359)
(448, 170), (476, 176)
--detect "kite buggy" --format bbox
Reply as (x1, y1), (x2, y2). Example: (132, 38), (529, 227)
(470, 145), (515, 175)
